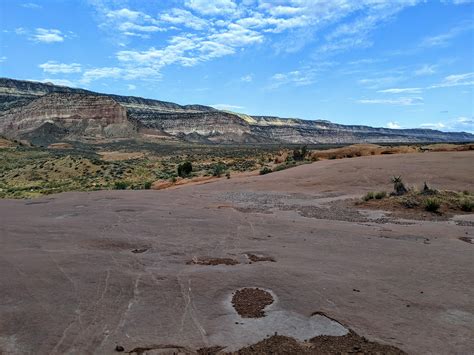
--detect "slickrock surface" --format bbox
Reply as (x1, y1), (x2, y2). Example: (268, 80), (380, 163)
(0, 152), (473, 354)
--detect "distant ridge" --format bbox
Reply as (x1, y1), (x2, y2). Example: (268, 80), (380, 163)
(1, 78), (473, 145)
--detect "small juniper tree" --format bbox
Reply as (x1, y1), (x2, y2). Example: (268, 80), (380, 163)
(177, 161), (193, 178)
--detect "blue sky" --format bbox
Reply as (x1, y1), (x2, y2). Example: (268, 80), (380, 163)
(0, 0), (473, 132)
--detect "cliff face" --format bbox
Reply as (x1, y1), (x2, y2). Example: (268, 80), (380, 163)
(0, 92), (135, 143)
(0, 78), (472, 144)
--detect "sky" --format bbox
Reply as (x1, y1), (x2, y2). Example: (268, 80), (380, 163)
(0, 0), (473, 132)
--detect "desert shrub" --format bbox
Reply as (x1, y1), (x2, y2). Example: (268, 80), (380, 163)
(374, 191), (387, 199)
(259, 167), (272, 175)
(363, 191), (375, 201)
(391, 176), (408, 196)
(460, 199), (473, 212)
(425, 198), (440, 212)
(225, 171), (231, 179)
(114, 181), (128, 190)
(328, 155), (337, 160)
(144, 181), (152, 190)
(292, 145), (308, 161)
(401, 196), (419, 208)
(212, 162), (226, 177)
(177, 161), (193, 177)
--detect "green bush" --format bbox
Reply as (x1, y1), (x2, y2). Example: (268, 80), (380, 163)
(374, 191), (387, 199)
(363, 191), (375, 201)
(425, 198), (440, 212)
(212, 162), (227, 177)
(144, 181), (152, 190)
(114, 181), (128, 190)
(292, 145), (308, 161)
(259, 167), (272, 175)
(177, 161), (193, 177)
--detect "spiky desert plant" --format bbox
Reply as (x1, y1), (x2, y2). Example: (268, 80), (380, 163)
(391, 176), (408, 196)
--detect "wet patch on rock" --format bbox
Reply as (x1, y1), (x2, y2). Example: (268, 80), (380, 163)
(459, 236), (474, 244)
(379, 235), (430, 243)
(232, 288), (274, 318)
(131, 248), (148, 254)
(187, 257), (239, 266)
(246, 253), (276, 263)
(85, 239), (149, 251)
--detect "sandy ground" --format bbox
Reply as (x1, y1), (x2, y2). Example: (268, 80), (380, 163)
(0, 151), (473, 354)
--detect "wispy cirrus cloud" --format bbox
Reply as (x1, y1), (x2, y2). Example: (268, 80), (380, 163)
(240, 74), (253, 82)
(21, 2), (41, 9)
(211, 103), (244, 110)
(414, 64), (437, 76)
(420, 22), (473, 47)
(39, 61), (81, 74)
(429, 72), (474, 88)
(84, 0), (425, 84)
(357, 97), (424, 106)
(378, 87), (423, 94)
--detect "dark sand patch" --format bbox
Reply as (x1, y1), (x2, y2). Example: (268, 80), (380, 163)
(246, 253), (276, 263)
(187, 257), (239, 266)
(232, 288), (274, 318)
(231, 331), (406, 354)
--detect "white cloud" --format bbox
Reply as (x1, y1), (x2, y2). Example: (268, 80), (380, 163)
(358, 76), (404, 89)
(160, 8), (207, 30)
(127, 84), (136, 90)
(421, 23), (473, 47)
(32, 28), (64, 43)
(185, 0), (237, 15)
(386, 122), (401, 129)
(357, 97), (424, 106)
(39, 61), (81, 74)
(212, 104), (244, 110)
(240, 74), (253, 82)
(15, 27), (28, 35)
(81, 67), (122, 83)
(21, 3), (41, 9)
(414, 64), (437, 76)
(80, 66), (161, 84)
(420, 117), (474, 133)
(269, 70), (314, 89)
(420, 122), (446, 129)
(41, 78), (75, 87)
(378, 88), (422, 94)
(0, 56), (6, 63)
(429, 72), (474, 88)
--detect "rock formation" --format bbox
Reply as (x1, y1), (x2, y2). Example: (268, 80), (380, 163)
(0, 78), (472, 144)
